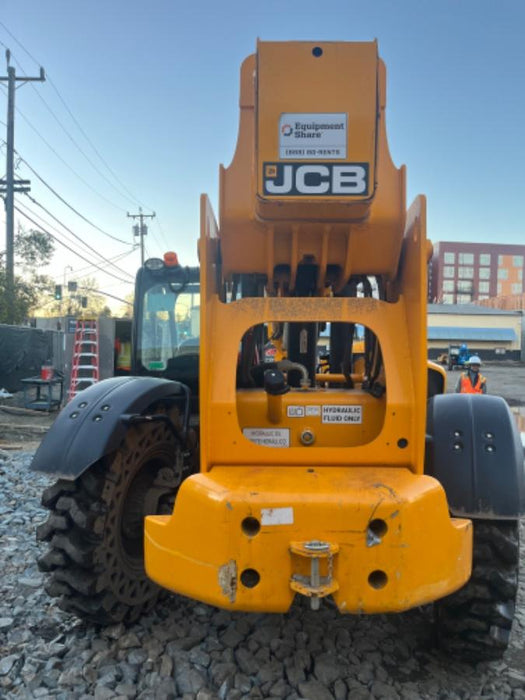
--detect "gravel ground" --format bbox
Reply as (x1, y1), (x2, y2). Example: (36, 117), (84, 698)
(0, 459), (524, 699)
(1, 363), (524, 699)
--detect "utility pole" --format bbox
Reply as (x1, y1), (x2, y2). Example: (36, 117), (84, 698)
(0, 50), (45, 323)
(127, 207), (155, 266)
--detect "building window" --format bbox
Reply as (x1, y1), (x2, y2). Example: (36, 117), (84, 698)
(512, 283), (523, 294)
(457, 280), (473, 292)
(479, 267), (491, 280)
(498, 268), (508, 280)
(478, 295), (489, 300)
(498, 255), (505, 265)
(442, 280), (454, 292)
(443, 266), (455, 278)
(478, 281), (490, 293)
(442, 293), (454, 304)
(513, 255), (523, 267)
(519, 269), (523, 281)
(458, 253), (474, 265)
(479, 253), (491, 266)
(457, 294), (472, 304)
(444, 252), (455, 264)
(458, 266), (473, 279)
(497, 283), (502, 294)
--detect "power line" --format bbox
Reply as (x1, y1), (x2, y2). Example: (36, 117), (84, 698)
(153, 216), (172, 252)
(71, 247), (139, 278)
(0, 31), (165, 266)
(0, 24), (154, 212)
(14, 201), (134, 285)
(18, 198), (134, 285)
(15, 202), (134, 287)
(44, 78), (152, 211)
(17, 154), (132, 245)
(12, 105), (130, 213)
(23, 193), (135, 281)
(1, 45), (165, 258)
(77, 286), (132, 306)
(29, 79), (143, 208)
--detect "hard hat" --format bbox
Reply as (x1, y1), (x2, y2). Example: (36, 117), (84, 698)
(467, 355), (482, 366)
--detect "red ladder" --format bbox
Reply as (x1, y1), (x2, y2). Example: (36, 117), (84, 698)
(68, 320), (100, 402)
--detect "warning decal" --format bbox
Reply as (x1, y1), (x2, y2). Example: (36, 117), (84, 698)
(243, 428), (290, 447)
(322, 405), (362, 424)
(287, 405), (305, 418)
(306, 405), (321, 416)
(261, 507), (294, 526)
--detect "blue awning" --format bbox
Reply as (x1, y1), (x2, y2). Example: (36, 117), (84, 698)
(427, 326), (516, 342)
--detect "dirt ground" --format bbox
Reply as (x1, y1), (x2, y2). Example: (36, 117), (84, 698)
(0, 394), (56, 450)
(1, 361), (523, 450)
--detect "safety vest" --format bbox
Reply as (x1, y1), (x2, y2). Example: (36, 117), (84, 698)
(459, 371), (486, 394)
(116, 341), (131, 371)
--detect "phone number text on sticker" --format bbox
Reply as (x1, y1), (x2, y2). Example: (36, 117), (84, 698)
(263, 162), (369, 197)
(322, 405), (362, 424)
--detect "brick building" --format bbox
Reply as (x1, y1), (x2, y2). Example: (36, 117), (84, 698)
(428, 242), (525, 304)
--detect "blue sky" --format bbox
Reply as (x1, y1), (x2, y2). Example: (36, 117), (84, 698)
(1, 0), (524, 309)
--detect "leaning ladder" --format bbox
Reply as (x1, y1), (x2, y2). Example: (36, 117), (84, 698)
(68, 319), (100, 402)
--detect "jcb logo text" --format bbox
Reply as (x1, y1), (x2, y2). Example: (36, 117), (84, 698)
(263, 162), (369, 197)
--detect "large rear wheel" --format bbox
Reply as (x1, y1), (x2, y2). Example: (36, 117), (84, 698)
(37, 412), (186, 625)
(435, 520), (520, 661)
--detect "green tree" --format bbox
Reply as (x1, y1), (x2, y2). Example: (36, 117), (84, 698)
(117, 292), (134, 318)
(0, 228), (55, 324)
(65, 277), (112, 318)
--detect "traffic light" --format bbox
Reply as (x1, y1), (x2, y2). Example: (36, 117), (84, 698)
(54, 285), (62, 300)
(81, 297), (88, 308)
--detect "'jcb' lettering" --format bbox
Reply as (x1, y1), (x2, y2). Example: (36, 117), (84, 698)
(263, 162), (368, 197)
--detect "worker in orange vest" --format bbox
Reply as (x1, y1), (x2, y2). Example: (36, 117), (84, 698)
(455, 355), (487, 394)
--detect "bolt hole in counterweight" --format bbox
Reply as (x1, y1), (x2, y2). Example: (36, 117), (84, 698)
(240, 569), (260, 588)
(241, 517), (261, 537)
(368, 570), (388, 589)
(368, 518), (388, 539)
(312, 46), (323, 57)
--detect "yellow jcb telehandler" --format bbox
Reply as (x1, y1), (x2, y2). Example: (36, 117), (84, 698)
(33, 41), (524, 661)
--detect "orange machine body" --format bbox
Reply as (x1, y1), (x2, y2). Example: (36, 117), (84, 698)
(145, 41), (472, 613)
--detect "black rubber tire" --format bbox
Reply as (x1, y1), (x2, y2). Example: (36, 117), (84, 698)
(36, 412), (185, 625)
(434, 520), (520, 661)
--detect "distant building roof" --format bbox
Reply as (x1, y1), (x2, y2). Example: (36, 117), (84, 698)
(427, 326), (517, 342)
(428, 303), (521, 316)
(434, 241), (525, 253)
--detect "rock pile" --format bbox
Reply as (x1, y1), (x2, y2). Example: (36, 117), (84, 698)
(1, 449), (524, 699)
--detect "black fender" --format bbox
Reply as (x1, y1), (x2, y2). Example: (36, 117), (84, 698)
(426, 393), (525, 518)
(31, 376), (188, 480)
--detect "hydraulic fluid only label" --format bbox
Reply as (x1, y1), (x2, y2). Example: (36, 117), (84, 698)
(279, 113), (347, 159)
(322, 405), (362, 424)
